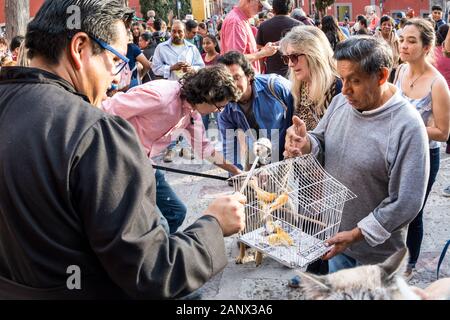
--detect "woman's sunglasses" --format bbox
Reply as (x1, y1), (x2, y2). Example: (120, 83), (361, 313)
(281, 53), (305, 65)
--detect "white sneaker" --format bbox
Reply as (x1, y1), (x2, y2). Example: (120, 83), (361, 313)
(180, 147), (194, 160)
(163, 149), (177, 163)
(403, 265), (415, 281)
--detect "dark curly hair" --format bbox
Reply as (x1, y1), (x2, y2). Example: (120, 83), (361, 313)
(217, 51), (255, 81)
(179, 65), (241, 105)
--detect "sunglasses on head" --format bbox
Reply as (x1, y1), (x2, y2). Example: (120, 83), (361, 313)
(281, 53), (305, 65)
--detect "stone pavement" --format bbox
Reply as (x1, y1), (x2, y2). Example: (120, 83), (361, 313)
(157, 142), (450, 299)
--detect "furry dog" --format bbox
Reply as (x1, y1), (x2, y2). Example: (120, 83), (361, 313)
(295, 248), (450, 300)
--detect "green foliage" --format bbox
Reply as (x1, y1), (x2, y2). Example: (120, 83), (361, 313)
(139, 0), (192, 22)
(315, 0), (335, 18)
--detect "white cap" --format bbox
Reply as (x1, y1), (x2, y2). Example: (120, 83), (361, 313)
(259, 0), (272, 11)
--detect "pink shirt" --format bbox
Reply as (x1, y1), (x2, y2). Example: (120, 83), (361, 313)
(102, 80), (215, 161)
(434, 46), (450, 89)
(220, 6), (261, 73)
(369, 15), (380, 31)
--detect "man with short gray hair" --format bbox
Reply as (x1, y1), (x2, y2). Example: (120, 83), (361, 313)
(284, 36), (430, 272)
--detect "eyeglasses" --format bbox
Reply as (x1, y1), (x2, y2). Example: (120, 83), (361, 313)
(281, 53), (305, 65)
(213, 102), (226, 112)
(89, 35), (130, 76)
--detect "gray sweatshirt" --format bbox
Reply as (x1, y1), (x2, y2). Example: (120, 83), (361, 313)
(309, 88), (430, 264)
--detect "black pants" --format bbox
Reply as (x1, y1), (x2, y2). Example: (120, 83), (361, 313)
(306, 259), (329, 275)
(406, 148), (440, 267)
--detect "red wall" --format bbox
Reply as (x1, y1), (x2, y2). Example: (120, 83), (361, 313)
(328, 0), (430, 21)
(382, 0), (430, 18)
(298, 0), (430, 21)
(0, 0), (430, 25)
(128, 0), (142, 17)
(0, 0), (142, 25)
(0, 0), (42, 25)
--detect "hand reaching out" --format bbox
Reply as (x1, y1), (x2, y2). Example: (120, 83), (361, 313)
(205, 193), (247, 237)
(260, 42), (278, 58)
(283, 116), (309, 159)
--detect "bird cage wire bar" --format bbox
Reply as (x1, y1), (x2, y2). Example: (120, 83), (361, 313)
(230, 155), (356, 268)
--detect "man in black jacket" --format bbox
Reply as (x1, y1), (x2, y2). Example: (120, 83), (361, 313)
(0, 0), (245, 299)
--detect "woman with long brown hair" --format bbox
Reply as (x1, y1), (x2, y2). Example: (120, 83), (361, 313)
(395, 18), (450, 279)
(321, 15), (347, 51)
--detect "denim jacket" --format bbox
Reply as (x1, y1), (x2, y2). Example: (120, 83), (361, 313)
(218, 74), (294, 169)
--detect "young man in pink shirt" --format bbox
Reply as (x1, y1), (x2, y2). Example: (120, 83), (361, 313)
(103, 65), (242, 233)
(220, 0), (278, 73)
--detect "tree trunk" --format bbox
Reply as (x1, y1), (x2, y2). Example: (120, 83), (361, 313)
(5, 0), (29, 41)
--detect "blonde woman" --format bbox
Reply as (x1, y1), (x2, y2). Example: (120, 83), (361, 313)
(17, 41), (30, 67)
(395, 18), (450, 278)
(280, 25), (342, 131)
(281, 25), (342, 279)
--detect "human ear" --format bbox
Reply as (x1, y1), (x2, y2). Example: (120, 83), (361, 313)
(378, 67), (390, 85)
(68, 32), (90, 71)
(424, 44), (432, 55)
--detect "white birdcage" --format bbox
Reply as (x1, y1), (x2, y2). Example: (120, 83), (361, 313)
(230, 154), (356, 269)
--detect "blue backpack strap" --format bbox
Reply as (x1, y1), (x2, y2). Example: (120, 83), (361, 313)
(267, 75), (287, 119)
(437, 239), (450, 279)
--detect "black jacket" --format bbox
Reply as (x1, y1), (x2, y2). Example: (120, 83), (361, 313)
(0, 67), (227, 299)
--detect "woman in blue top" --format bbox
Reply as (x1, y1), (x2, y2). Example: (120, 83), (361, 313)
(395, 18), (450, 279)
(127, 40), (151, 89)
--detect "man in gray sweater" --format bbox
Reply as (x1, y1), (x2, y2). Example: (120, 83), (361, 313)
(284, 36), (430, 272)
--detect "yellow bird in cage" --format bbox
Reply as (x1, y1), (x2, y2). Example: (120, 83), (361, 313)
(267, 223), (294, 247)
(268, 193), (289, 212)
(249, 179), (277, 203)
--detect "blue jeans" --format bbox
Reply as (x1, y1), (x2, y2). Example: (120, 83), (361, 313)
(155, 170), (187, 234)
(167, 140), (177, 151)
(155, 205), (170, 234)
(202, 114), (210, 131)
(202, 112), (220, 132)
(407, 147), (440, 267)
(328, 253), (361, 273)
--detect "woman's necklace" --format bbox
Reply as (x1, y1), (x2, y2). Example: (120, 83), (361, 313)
(409, 69), (426, 88)
(205, 52), (218, 63)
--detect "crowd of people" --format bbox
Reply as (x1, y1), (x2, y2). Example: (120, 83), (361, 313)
(0, 0), (449, 299)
